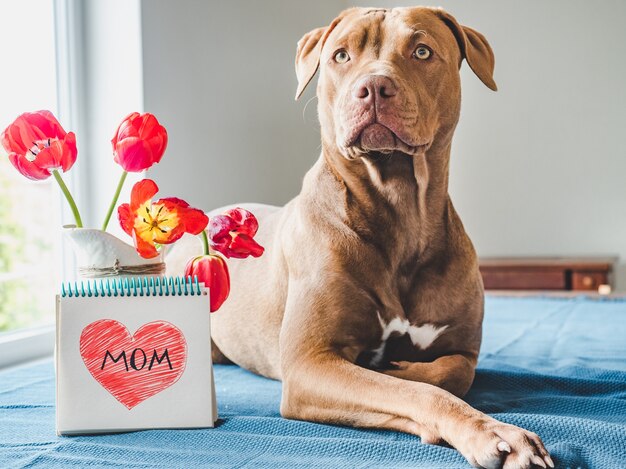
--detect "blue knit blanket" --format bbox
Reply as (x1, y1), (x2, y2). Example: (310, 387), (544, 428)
(1, 296), (625, 468)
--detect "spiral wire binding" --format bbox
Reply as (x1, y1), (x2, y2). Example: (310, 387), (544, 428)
(61, 276), (204, 298)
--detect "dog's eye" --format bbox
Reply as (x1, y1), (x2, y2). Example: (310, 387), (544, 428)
(333, 50), (350, 64)
(413, 46), (432, 60)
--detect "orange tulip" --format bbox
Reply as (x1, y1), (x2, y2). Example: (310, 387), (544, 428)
(118, 179), (208, 258)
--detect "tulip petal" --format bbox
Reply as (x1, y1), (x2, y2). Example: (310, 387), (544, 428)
(7, 152), (51, 180)
(3, 110), (67, 153)
(130, 179), (159, 212)
(26, 110), (66, 140)
(208, 257), (230, 312)
(182, 208), (209, 235)
(2, 122), (28, 154)
(159, 197), (190, 208)
(130, 112), (146, 133)
(154, 224), (185, 245)
(158, 198), (208, 235)
(60, 132), (78, 172)
(112, 112), (140, 142)
(184, 255), (230, 312)
(17, 119), (45, 152)
(227, 233), (265, 259)
(183, 257), (200, 279)
(132, 229), (160, 259)
(138, 113), (158, 137)
(155, 131), (168, 160)
(209, 237), (231, 258)
(225, 208), (259, 236)
(114, 137), (153, 172)
(145, 128), (167, 163)
(117, 203), (134, 236)
(32, 137), (76, 173)
(29, 146), (57, 170)
(208, 214), (238, 240)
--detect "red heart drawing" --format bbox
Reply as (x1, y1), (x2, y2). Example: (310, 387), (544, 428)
(80, 319), (187, 409)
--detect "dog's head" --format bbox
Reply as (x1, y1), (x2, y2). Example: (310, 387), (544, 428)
(295, 7), (496, 160)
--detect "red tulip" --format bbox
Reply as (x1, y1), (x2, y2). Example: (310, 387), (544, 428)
(1, 110), (77, 180)
(112, 112), (167, 172)
(185, 255), (230, 312)
(208, 208), (265, 259)
(118, 179), (208, 258)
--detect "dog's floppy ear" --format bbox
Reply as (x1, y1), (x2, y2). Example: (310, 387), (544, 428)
(294, 13), (347, 100)
(436, 10), (497, 91)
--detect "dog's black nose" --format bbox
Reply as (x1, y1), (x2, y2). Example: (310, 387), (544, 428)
(352, 75), (397, 100)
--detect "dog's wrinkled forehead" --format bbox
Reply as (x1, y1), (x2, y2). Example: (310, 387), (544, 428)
(323, 8), (459, 61)
(294, 7), (496, 99)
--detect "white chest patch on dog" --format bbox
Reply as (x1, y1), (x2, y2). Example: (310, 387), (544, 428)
(369, 313), (448, 367)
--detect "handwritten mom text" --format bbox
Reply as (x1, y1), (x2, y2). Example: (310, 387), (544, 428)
(101, 348), (174, 371)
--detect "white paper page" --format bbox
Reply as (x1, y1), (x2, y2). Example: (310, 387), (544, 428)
(56, 293), (216, 434)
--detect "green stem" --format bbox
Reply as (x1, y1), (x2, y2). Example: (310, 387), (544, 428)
(52, 169), (83, 228)
(201, 230), (210, 256)
(101, 171), (128, 231)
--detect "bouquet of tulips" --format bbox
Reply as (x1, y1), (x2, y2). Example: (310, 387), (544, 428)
(1, 110), (264, 312)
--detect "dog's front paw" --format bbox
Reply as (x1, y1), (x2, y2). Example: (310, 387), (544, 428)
(454, 418), (553, 469)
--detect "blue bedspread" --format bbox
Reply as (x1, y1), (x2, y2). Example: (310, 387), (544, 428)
(1, 296), (625, 469)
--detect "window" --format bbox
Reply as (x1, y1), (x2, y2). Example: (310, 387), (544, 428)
(0, 0), (143, 367)
(0, 0), (62, 333)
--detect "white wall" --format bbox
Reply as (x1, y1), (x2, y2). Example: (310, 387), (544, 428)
(348, 0), (626, 288)
(141, 0), (339, 209)
(79, 0), (144, 238)
(141, 0), (626, 289)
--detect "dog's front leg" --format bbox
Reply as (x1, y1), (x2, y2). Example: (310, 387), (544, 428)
(382, 354), (478, 398)
(279, 287), (553, 469)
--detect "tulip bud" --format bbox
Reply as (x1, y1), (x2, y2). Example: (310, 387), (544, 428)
(112, 112), (168, 172)
(184, 254), (230, 312)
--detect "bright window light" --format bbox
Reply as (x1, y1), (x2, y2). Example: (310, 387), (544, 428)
(0, 0), (62, 332)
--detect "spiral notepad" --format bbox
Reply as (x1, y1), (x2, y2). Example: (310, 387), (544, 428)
(55, 276), (217, 435)
(60, 276), (205, 298)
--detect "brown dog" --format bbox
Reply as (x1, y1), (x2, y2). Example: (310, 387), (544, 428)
(169, 6), (552, 469)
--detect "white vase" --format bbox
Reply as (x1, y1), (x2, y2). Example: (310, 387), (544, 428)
(64, 227), (165, 279)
